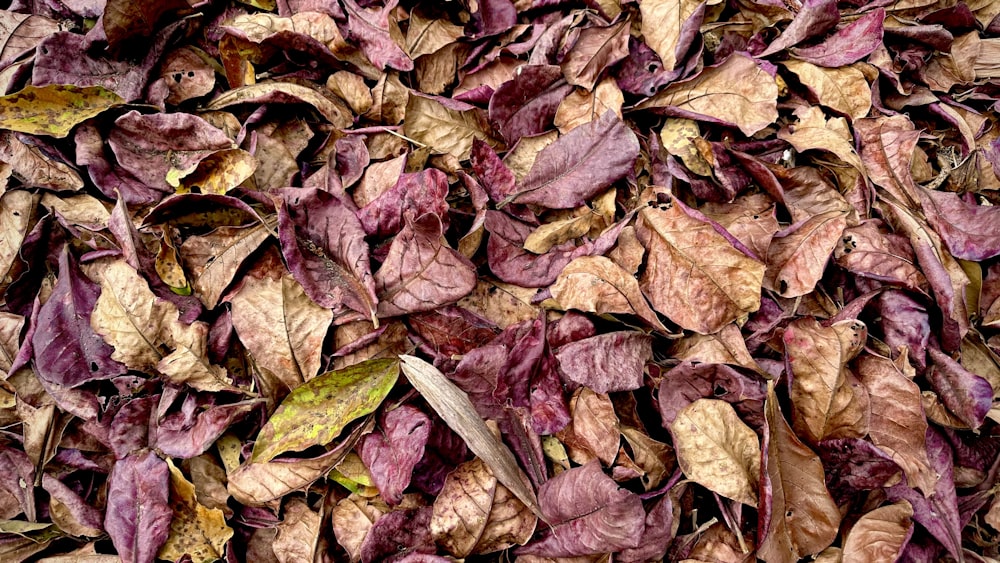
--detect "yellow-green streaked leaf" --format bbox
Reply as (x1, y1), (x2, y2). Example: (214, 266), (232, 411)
(251, 359), (399, 462)
(0, 85), (123, 138)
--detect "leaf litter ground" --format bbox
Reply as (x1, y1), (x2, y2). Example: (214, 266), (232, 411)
(3, 0), (1000, 561)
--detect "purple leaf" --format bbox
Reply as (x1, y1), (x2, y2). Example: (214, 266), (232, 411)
(31, 246), (125, 388)
(360, 405), (431, 505)
(489, 65), (573, 145)
(926, 348), (992, 431)
(877, 290), (931, 371)
(108, 396), (156, 460)
(759, 0), (840, 57)
(374, 213), (476, 317)
(506, 111), (639, 209)
(75, 124), (168, 206)
(560, 19), (630, 90)
(920, 188), (1000, 261)
(277, 187), (378, 324)
(358, 169), (450, 237)
(154, 396), (260, 459)
(470, 139), (517, 203)
(105, 451), (172, 563)
(495, 316), (569, 435)
(42, 473), (104, 536)
(0, 448), (36, 521)
(617, 494), (674, 563)
(817, 438), (901, 504)
(342, 0), (413, 71)
(657, 363), (766, 428)
(108, 111), (234, 192)
(518, 461), (645, 557)
(555, 331), (652, 393)
(359, 507), (435, 563)
(887, 427), (962, 561)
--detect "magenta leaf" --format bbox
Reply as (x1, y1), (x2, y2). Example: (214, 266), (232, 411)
(759, 0), (840, 57)
(488, 65), (572, 145)
(926, 348), (992, 430)
(341, 0), (413, 71)
(374, 213), (476, 317)
(31, 246), (125, 388)
(518, 461), (645, 557)
(277, 187), (378, 323)
(506, 111), (640, 209)
(358, 169), (450, 238)
(791, 8), (885, 66)
(555, 332), (653, 393)
(920, 188), (1000, 261)
(360, 405), (431, 505)
(104, 451), (172, 563)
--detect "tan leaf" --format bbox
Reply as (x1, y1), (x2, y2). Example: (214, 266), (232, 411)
(180, 223), (271, 309)
(0, 130), (83, 191)
(841, 501), (914, 563)
(155, 235), (189, 292)
(458, 278), (541, 329)
(856, 354), (937, 494)
(778, 105), (865, 173)
(670, 399), (760, 506)
(555, 388), (620, 466)
(154, 46), (217, 106)
(158, 459), (234, 563)
(620, 427), (672, 491)
(366, 72), (409, 125)
(764, 210), (847, 298)
(758, 382), (842, 562)
(638, 200), (764, 334)
(229, 420), (372, 505)
(608, 226), (644, 275)
(178, 149), (258, 195)
(405, 10), (464, 59)
(229, 254), (333, 391)
(856, 116), (923, 209)
(331, 494), (386, 562)
(91, 260), (212, 374)
(327, 71), (373, 115)
(399, 355), (542, 518)
(554, 79), (624, 134)
(783, 61), (871, 121)
(0, 190), (37, 294)
(776, 166), (855, 226)
(273, 497), (321, 563)
(206, 81), (353, 128)
(669, 324), (761, 372)
(524, 213), (595, 255)
(431, 457), (497, 557)
(504, 131), (558, 182)
(549, 256), (666, 332)
(785, 318), (869, 445)
(659, 118), (712, 176)
(403, 93), (499, 160)
(635, 53), (779, 136)
(474, 476), (537, 554)
(640, 0), (704, 71)
(39, 193), (109, 230)
(700, 193), (780, 259)
(224, 11), (354, 61)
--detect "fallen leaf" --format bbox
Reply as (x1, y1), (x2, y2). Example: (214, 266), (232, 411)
(783, 60), (871, 121)
(0, 85), (122, 138)
(640, 0), (704, 71)
(638, 199), (764, 334)
(272, 497), (321, 563)
(104, 451), (173, 563)
(635, 54), (779, 136)
(403, 93), (498, 160)
(205, 81), (353, 129)
(157, 459), (233, 563)
(251, 358), (399, 462)
(841, 501), (913, 563)
(670, 399), (760, 506)
(758, 382), (842, 562)
(764, 211), (847, 298)
(180, 223), (271, 309)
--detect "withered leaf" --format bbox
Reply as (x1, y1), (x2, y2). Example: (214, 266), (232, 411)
(251, 358), (399, 462)
(0, 85), (122, 138)
(157, 459), (233, 563)
(670, 399), (760, 506)
(638, 200), (764, 334)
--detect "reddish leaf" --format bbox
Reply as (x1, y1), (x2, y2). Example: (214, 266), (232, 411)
(105, 451), (173, 563)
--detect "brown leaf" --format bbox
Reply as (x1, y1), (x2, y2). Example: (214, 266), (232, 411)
(841, 501), (913, 563)
(180, 223), (270, 309)
(670, 399), (760, 505)
(403, 94), (498, 160)
(431, 457), (498, 557)
(0, 130), (83, 191)
(638, 200), (764, 334)
(855, 353), (937, 494)
(640, 0), (704, 71)
(229, 252), (333, 391)
(272, 497), (321, 563)
(555, 388), (620, 466)
(758, 382), (842, 562)
(560, 20), (630, 90)
(549, 256), (667, 332)
(784, 318), (870, 445)
(620, 427), (672, 491)
(458, 279), (541, 329)
(554, 79), (624, 134)
(764, 210), (847, 298)
(399, 355), (542, 519)
(0, 190), (36, 296)
(332, 494), (386, 562)
(856, 116), (924, 209)
(206, 81), (353, 129)
(635, 54), (779, 136)
(405, 10), (464, 59)
(778, 105), (865, 173)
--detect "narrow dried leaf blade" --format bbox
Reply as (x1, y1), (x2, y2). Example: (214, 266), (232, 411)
(399, 354), (542, 519)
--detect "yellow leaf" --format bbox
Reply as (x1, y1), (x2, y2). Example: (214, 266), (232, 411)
(0, 85), (122, 138)
(158, 459), (234, 563)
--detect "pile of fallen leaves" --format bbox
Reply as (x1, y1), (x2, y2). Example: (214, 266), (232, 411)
(4, 0), (1000, 561)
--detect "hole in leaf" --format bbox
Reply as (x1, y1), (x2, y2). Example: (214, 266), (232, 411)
(713, 384), (727, 396)
(173, 73), (182, 82)
(779, 279), (788, 293)
(187, 71), (195, 77)
(647, 63), (658, 73)
(90, 361), (98, 372)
